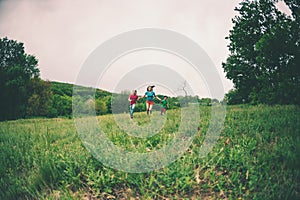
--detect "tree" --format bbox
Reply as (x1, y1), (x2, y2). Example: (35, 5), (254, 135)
(103, 95), (112, 114)
(52, 94), (72, 116)
(283, 0), (300, 19)
(223, 0), (299, 104)
(199, 98), (212, 106)
(95, 98), (108, 115)
(177, 80), (188, 97)
(255, 12), (300, 104)
(111, 93), (129, 114)
(26, 79), (53, 116)
(224, 89), (245, 105)
(0, 37), (40, 120)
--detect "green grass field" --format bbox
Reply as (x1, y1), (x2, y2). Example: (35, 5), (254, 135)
(0, 105), (299, 199)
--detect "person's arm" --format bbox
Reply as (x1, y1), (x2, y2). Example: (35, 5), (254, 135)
(155, 95), (161, 101)
(152, 92), (161, 101)
(128, 95), (131, 102)
(141, 92), (146, 99)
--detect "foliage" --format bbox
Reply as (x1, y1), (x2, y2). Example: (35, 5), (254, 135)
(52, 81), (112, 117)
(52, 94), (72, 117)
(224, 89), (246, 105)
(26, 78), (52, 117)
(51, 81), (74, 97)
(0, 37), (40, 120)
(284, 0), (300, 18)
(0, 36), (219, 120)
(223, 0), (300, 105)
(0, 105), (299, 199)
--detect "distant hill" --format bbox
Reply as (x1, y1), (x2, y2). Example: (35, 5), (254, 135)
(51, 81), (112, 98)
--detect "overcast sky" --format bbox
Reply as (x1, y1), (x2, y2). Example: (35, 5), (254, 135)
(0, 0), (291, 98)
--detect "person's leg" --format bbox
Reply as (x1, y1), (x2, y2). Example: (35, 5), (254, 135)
(146, 102), (150, 114)
(129, 105), (133, 117)
(149, 104), (153, 114)
(131, 104), (135, 111)
(131, 104), (135, 118)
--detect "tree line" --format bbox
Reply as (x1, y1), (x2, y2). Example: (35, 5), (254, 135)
(223, 0), (299, 105)
(0, 37), (217, 121)
(0, 37), (109, 120)
(1, 0), (298, 119)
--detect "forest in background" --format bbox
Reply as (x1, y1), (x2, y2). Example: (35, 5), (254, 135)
(0, 37), (216, 121)
(0, 0), (299, 121)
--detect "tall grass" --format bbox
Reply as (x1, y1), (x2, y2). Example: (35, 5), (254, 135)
(0, 105), (299, 199)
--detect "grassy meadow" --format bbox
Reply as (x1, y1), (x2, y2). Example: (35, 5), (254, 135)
(0, 105), (299, 199)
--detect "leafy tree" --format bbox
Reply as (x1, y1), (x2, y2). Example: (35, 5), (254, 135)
(52, 94), (72, 116)
(26, 79), (53, 116)
(255, 14), (300, 104)
(223, 0), (299, 104)
(0, 37), (39, 120)
(72, 95), (85, 115)
(51, 81), (73, 96)
(95, 98), (108, 115)
(199, 98), (212, 106)
(167, 97), (180, 109)
(103, 95), (112, 113)
(84, 98), (95, 115)
(284, 0), (300, 18)
(111, 93), (129, 114)
(95, 88), (111, 99)
(224, 89), (245, 105)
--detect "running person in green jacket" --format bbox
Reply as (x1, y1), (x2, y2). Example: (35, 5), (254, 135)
(160, 96), (168, 115)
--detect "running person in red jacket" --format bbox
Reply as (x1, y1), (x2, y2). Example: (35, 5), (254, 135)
(128, 90), (139, 118)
